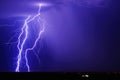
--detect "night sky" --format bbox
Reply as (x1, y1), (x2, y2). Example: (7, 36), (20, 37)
(0, 0), (120, 72)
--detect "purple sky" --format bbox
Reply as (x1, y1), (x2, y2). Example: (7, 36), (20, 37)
(0, 0), (120, 72)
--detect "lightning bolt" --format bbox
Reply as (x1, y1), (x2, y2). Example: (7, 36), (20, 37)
(15, 4), (45, 72)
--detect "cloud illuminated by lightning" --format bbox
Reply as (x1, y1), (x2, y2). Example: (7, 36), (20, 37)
(15, 3), (46, 72)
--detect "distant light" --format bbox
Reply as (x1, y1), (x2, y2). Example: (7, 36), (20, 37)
(82, 74), (89, 77)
